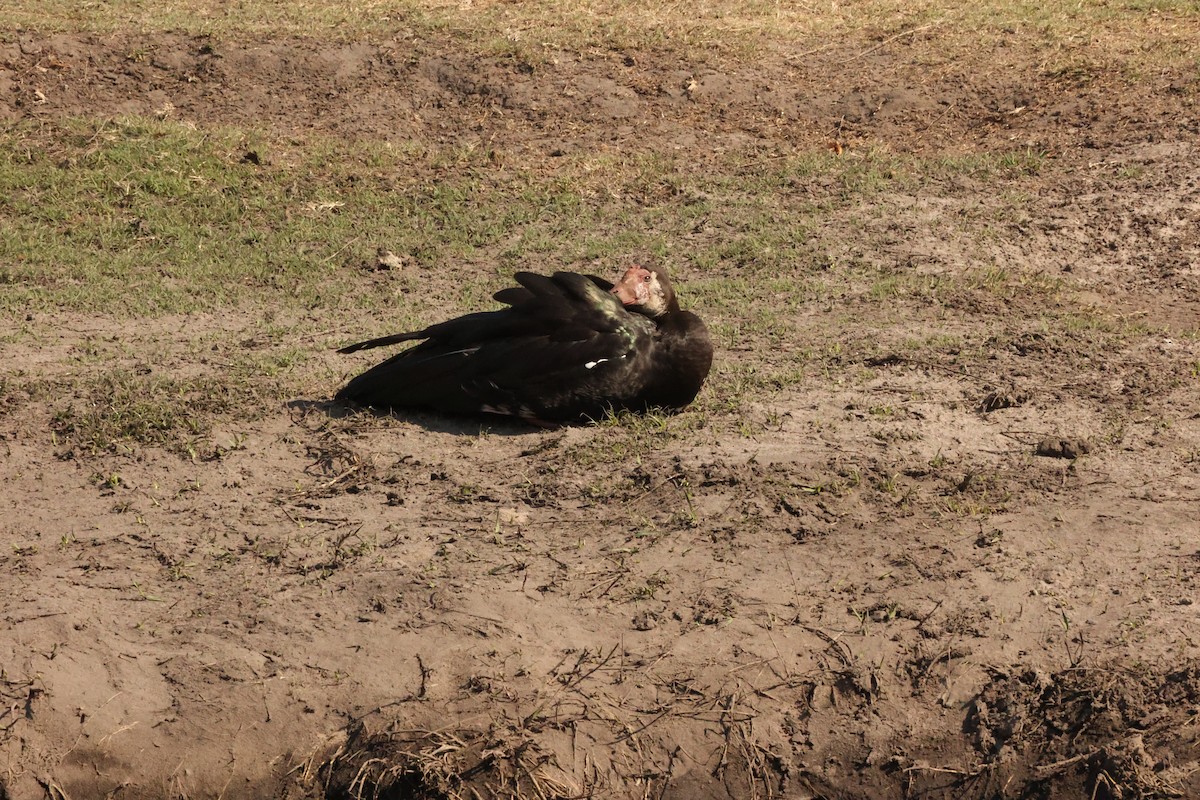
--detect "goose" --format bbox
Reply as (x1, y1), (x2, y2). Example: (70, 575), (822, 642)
(335, 265), (712, 423)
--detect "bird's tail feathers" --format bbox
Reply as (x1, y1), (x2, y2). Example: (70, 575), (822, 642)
(337, 330), (424, 354)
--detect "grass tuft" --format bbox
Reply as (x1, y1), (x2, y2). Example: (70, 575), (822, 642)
(49, 368), (267, 458)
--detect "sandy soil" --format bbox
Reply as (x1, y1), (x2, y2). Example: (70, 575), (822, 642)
(3, 26), (1200, 800)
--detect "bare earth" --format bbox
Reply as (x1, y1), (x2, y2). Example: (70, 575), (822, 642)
(3, 25), (1200, 800)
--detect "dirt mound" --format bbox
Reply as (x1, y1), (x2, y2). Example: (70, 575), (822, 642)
(957, 664), (1200, 799)
(4, 31), (1197, 155)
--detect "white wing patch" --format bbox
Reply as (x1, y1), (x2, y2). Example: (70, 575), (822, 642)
(585, 353), (629, 370)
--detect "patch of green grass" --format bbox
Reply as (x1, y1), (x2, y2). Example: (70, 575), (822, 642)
(0, 118), (576, 319)
(852, 262), (1068, 311)
(562, 407), (709, 469)
(933, 149), (1047, 180)
(6, 103), (1170, 459)
(2, 117), (1069, 328)
(938, 468), (1013, 518)
(48, 367), (270, 458)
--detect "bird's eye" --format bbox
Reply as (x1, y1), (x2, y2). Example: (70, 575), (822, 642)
(643, 274), (652, 283)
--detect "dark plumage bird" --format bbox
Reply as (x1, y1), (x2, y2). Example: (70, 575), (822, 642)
(335, 265), (712, 423)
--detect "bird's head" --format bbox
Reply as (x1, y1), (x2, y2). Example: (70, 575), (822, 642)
(610, 265), (678, 318)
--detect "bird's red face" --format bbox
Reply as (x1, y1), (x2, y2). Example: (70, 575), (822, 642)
(611, 265), (668, 316)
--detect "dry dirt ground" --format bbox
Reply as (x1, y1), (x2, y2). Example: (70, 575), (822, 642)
(3, 23), (1200, 800)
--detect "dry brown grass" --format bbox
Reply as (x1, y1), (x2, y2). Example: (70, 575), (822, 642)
(10, 0), (1200, 69)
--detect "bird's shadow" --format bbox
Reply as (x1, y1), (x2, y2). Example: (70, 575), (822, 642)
(287, 398), (558, 436)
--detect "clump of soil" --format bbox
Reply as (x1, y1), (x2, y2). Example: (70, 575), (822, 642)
(316, 724), (574, 800)
(955, 664), (1200, 799)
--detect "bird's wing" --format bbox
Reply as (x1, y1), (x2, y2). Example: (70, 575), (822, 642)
(450, 272), (659, 417)
(340, 273), (620, 353)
